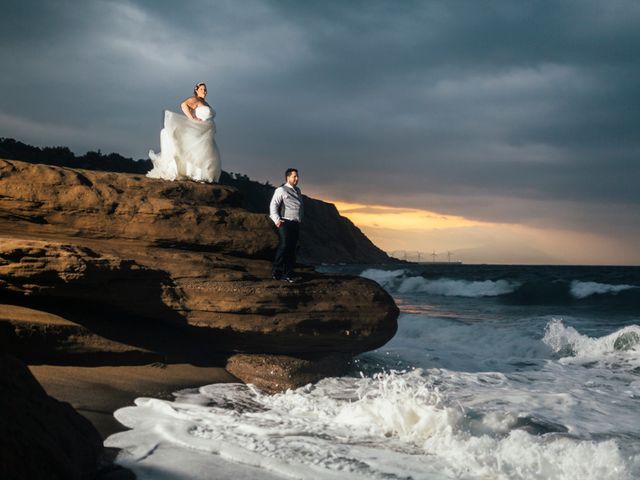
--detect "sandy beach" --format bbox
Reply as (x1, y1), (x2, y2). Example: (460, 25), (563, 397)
(30, 364), (238, 439)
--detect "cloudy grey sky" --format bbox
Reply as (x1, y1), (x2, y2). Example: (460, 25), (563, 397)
(2, 0), (639, 263)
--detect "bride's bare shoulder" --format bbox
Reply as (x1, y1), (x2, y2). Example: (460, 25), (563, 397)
(181, 95), (201, 107)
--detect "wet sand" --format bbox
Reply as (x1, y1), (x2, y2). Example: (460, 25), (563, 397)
(30, 363), (238, 439)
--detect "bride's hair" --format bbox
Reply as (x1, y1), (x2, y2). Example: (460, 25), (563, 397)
(194, 82), (207, 95)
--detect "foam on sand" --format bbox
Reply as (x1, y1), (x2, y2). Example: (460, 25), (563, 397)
(106, 370), (634, 480)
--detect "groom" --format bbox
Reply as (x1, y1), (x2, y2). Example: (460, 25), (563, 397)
(270, 168), (303, 282)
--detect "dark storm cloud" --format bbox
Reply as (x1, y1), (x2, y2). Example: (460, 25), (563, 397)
(1, 0), (639, 246)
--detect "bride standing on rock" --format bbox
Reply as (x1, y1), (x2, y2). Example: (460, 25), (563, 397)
(147, 82), (221, 183)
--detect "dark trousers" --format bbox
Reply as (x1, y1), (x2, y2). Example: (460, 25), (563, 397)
(272, 220), (299, 277)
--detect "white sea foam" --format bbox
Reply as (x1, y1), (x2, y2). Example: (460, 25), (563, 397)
(543, 318), (640, 369)
(361, 269), (519, 297)
(106, 267), (640, 479)
(364, 315), (640, 440)
(106, 370), (636, 480)
(569, 280), (637, 299)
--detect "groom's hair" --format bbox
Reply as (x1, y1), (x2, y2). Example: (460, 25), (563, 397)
(285, 168), (298, 178)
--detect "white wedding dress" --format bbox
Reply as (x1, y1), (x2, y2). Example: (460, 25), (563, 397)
(147, 106), (221, 183)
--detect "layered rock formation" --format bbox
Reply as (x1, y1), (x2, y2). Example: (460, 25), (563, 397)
(0, 137), (396, 264)
(1, 158), (398, 374)
(1, 157), (399, 477)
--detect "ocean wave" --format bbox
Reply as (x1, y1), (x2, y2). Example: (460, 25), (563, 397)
(106, 371), (635, 480)
(570, 280), (638, 299)
(360, 313), (553, 373)
(359, 268), (406, 289)
(543, 319), (640, 364)
(361, 269), (519, 297)
(360, 269), (640, 304)
(398, 277), (519, 297)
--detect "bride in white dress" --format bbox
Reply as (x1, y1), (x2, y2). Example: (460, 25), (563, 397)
(147, 82), (221, 183)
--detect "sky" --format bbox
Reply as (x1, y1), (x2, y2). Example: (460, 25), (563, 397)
(1, 0), (639, 264)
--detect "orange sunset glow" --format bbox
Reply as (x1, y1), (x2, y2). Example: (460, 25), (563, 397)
(332, 201), (484, 231)
(330, 200), (637, 265)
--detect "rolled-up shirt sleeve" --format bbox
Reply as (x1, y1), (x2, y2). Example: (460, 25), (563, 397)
(269, 188), (283, 224)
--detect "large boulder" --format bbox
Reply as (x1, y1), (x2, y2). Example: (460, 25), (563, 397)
(0, 239), (397, 355)
(226, 353), (351, 393)
(0, 159), (398, 360)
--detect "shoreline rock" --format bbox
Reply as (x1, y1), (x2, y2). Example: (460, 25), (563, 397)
(0, 158), (399, 476)
(0, 353), (103, 480)
(1, 237), (397, 355)
(1, 159), (399, 361)
(226, 353), (352, 393)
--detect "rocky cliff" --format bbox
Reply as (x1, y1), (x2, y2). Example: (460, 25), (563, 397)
(0, 157), (399, 477)
(217, 173), (393, 264)
(0, 137), (394, 264)
(0, 158), (398, 377)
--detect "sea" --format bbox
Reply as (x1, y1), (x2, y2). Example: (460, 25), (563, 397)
(105, 264), (640, 479)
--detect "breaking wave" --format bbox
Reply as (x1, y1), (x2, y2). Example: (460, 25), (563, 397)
(543, 318), (640, 370)
(106, 370), (634, 480)
(361, 269), (640, 303)
(361, 269), (519, 297)
(106, 263), (640, 479)
(570, 280), (637, 299)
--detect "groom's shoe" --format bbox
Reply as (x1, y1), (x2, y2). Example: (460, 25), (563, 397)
(271, 273), (282, 280)
(281, 275), (301, 283)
